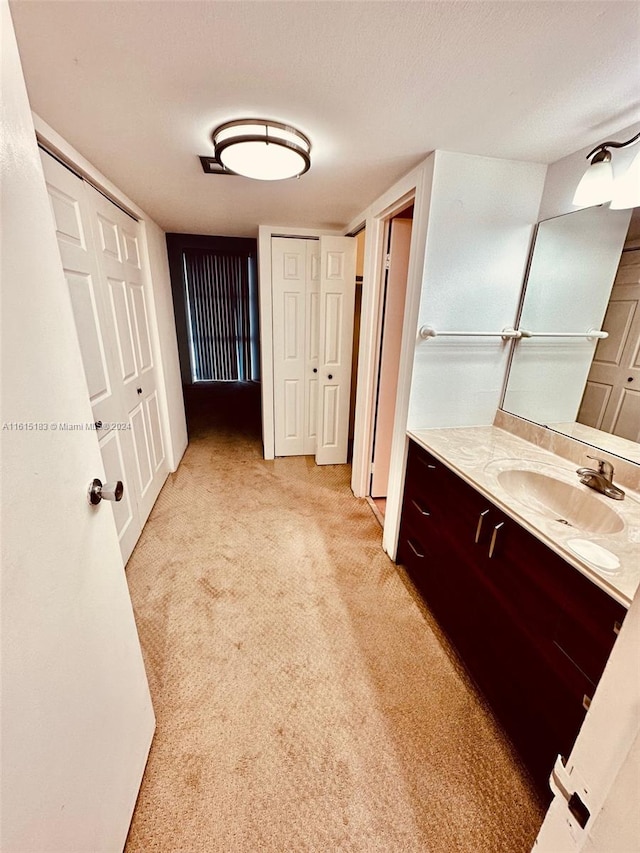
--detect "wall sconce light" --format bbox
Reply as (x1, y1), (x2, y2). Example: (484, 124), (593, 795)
(573, 130), (640, 209)
(199, 119), (311, 181)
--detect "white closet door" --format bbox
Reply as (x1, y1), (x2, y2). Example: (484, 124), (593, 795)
(272, 237), (307, 455)
(578, 249), (640, 442)
(303, 242), (321, 454)
(371, 218), (412, 496)
(88, 186), (168, 526)
(40, 151), (168, 562)
(40, 151), (141, 560)
(316, 236), (356, 465)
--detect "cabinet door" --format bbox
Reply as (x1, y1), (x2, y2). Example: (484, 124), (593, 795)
(399, 444), (501, 664)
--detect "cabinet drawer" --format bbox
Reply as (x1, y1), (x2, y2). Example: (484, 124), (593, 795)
(404, 443), (452, 504)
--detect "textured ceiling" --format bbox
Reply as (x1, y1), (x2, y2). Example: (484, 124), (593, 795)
(9, 0), (640, 237)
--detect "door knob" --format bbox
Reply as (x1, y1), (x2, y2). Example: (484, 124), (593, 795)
(328, 374), (333, 380)
(88, 478), (124, 505)
(137, 387), (143, 394)
(313, 368), (318, 373)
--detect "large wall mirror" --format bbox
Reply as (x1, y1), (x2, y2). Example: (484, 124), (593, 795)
(501, 204), (639, 463)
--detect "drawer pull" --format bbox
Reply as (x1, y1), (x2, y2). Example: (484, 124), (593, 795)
(407, 539), (425, 559)
(582, 694), (592, 711)
(488, 522), (504, 558)
(418, 457), (437, 471)
(411, 498), (430, 517)
(613, 620), (622, 636)
(475, 510), (490, 543)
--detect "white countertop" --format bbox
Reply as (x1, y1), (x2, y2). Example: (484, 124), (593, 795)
(408, 426), (640, 608)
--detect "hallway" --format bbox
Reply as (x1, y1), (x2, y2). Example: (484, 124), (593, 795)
(124, 386), (544, 852)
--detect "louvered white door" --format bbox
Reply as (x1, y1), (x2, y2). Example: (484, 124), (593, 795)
(88, 186), (167, 525)
(578, 247), (640, 443)
(316, 236), (357, 465)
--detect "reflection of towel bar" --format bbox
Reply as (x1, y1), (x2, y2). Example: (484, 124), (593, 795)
(418, 325), (608, 341)
(418, 326), (520, 340)
(518, 329), (608, 340)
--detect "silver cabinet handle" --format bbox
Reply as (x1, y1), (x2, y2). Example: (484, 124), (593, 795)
(488, 522), (504, 558)
(407, 539), (425, 559)
(411, 498), (430, 516)
(475, 510), (490, 543)
(88, 478), (124, 505)
(613, 620), (622, 635)
(418, 457), (437, 470)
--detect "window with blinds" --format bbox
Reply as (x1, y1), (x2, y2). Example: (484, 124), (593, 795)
(182, 249), (256, 382)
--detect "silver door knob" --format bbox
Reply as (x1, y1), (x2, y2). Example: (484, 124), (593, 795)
(88, 478), (124, 505)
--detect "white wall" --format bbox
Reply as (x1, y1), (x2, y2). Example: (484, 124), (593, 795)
(140, 219), (188, 469)
(408, 151), (547, 429)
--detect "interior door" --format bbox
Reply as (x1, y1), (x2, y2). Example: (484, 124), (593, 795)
(40, 151), (168, 561)
(40, 151), (141, 561)
(578, 246), (640, 442)
(304, 242), (321, 454)
(371, 217), (412, 496)
(272, 237), (307, 456)
(88, 186), (168, 525)
(316, 235), (357, 465)
(2, 20), (154, 847)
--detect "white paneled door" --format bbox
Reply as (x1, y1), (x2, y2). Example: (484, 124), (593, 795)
(316, 236), (357, 464)
(272, 237), (308, 456)
(371, 218), (412, 496)
(272, 235), (355, 464)
(41, 150), (168, 561)
(578, 247), (640, 442)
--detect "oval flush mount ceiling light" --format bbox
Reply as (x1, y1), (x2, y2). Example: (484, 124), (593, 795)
(211, 119), (311, 180)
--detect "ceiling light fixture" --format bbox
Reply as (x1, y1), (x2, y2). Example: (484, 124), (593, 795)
(201, 119), (311, 181)
(573, 129), (640, 209)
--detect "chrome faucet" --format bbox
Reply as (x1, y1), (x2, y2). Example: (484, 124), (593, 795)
(576, 455), (625, 501)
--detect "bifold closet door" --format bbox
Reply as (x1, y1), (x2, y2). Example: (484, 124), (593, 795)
(271, 235), (356, 463)
(578, 248), (640, 441)
(371, 218), (412, 494)
(88, 186), (168, 527)
(315, 235), (357, 464)
(271, 238), (321, 456)
(40, 150), (168, 562)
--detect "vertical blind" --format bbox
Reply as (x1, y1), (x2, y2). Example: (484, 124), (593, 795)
(183, 250), (252, 382)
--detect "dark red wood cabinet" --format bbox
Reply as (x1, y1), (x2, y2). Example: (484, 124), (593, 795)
(397, 439), (627, 797)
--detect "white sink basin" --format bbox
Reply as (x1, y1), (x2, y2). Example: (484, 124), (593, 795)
(496, 468), (624, 535)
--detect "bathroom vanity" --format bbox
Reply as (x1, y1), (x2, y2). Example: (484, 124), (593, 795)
(396, 426), (639, 798)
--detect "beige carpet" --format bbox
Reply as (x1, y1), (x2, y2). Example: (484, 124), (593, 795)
(124, 385), (544, 852)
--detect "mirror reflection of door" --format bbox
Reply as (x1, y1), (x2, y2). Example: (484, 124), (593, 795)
(578, 211), (640, 442)
(371, 208), (413, 505)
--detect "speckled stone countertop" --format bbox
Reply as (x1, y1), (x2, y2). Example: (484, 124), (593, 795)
(408, 426), (640, 608)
